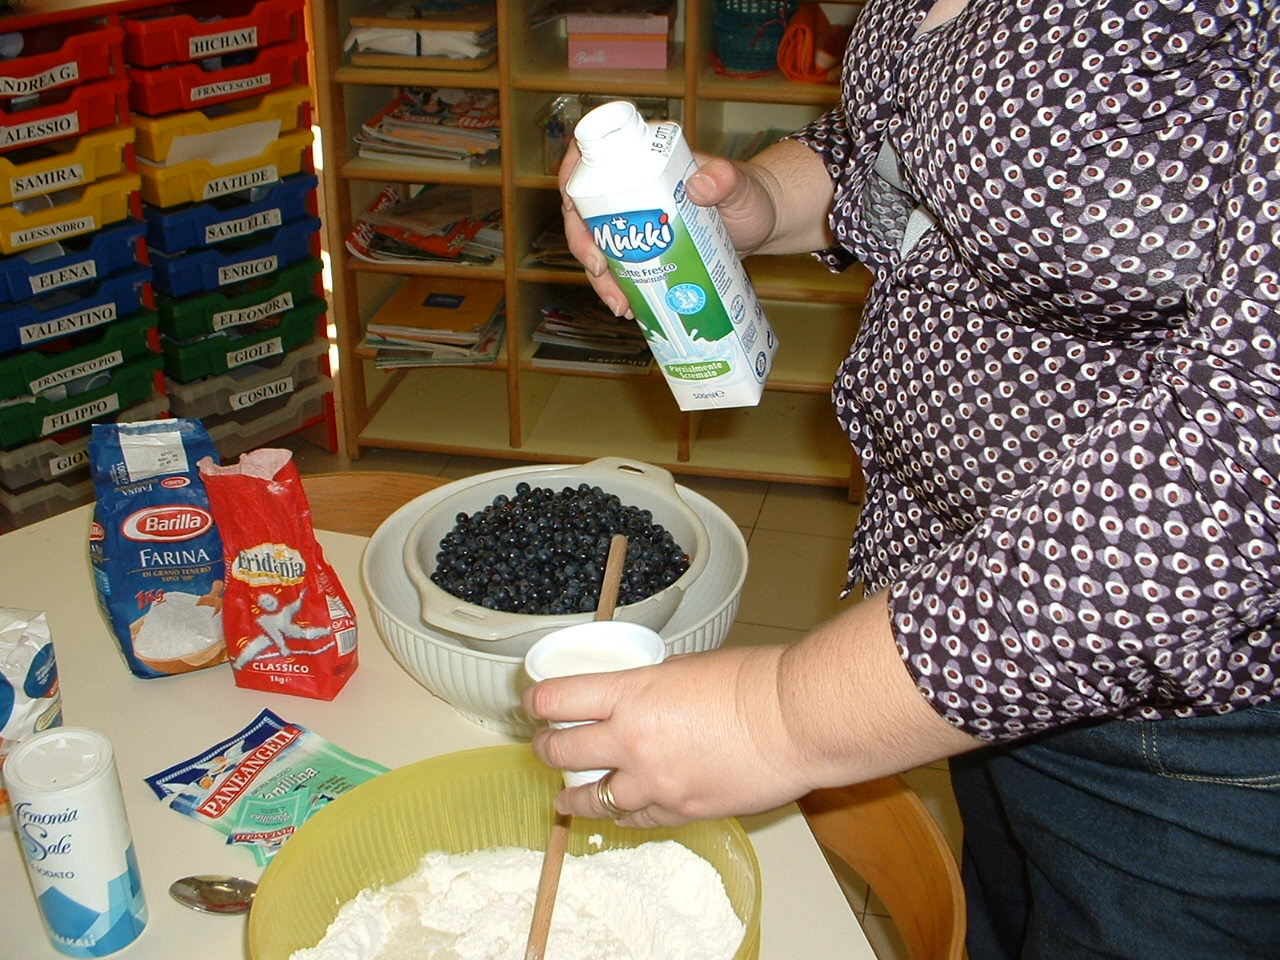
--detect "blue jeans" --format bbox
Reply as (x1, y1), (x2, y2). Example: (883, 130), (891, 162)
(952, 702), (1280, 960)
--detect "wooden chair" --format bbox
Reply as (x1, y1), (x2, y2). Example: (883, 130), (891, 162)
(300, 471), (449, 537)
(798, 775), (966, 960)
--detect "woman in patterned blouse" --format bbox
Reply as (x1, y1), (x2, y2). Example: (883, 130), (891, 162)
(528, 1), (1280, 955)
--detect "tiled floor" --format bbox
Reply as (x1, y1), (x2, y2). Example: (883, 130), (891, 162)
(283, 437), (964, 960)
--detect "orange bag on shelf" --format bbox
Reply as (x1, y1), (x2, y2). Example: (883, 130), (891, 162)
(776, 2), (851, 83)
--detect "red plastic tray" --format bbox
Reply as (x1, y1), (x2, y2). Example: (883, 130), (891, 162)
(0, 25), (124, 101)
(122, 0), (305, 68)
(126, 41), (307, 116)
(0, 78), (129, 155)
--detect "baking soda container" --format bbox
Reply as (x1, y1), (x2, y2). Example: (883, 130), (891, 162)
(4, 727), (147, 957)
(567, 100), (778, 410)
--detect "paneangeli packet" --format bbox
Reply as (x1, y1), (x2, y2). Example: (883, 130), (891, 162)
(144, 709), (386, 865)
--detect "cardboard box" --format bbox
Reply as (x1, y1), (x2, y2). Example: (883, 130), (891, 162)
(566, 9), (671, 69)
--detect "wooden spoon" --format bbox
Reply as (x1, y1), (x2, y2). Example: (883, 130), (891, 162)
(524, 532), (628, 960)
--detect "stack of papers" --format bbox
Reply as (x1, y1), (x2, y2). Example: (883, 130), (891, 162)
(356, 87), (500, 166)
(362, 275), (506, 368)
(530, 293), (652, 374)
(344, 1), (498, 69)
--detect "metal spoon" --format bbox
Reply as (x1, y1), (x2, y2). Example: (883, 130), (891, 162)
(169, 875), (258, 915)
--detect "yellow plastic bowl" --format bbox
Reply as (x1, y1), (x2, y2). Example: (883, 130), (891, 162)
(248, 744), (761, 960)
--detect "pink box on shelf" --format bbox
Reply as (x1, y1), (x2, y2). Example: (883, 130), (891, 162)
(566, 9), (672, 69)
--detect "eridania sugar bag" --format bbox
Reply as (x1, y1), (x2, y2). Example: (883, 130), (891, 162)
(89, 419), (227, 678)
(197, 448), (358, 700)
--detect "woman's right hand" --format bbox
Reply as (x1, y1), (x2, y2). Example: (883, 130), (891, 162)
(557, 144), (790, 318)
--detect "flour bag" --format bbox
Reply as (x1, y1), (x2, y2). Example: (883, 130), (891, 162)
(89, 420), (228, 678)
(197, 448), (358, 700)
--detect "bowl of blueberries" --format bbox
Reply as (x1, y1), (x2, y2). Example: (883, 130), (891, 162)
(401, 458), (710, 657)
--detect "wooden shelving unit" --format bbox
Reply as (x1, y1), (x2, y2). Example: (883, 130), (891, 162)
(308, 0), (869, 491)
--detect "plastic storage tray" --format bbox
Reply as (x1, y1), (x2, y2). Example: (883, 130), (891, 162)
(143, 172), (317, 253)
(0, 265), (151, 353)
(0, 24), (124, 99)
(0, 77), (129, 155)
(122, 0), (306, 68)
(0, 171), (140, 254)
(132, 84), (309, 163)
(0, 218), (145, 302)
(0, 393), (166, 491)
(165, 336), (327, 420)
(206, 374), (331, 462)
(161, 296), (324, 382)
(155, 255), (322, 340)
(149, 213), (319, 298)
(0, 309), (157, 403)
(0, 351), (162, 449)
(137, 126), (312, 208)
(0, 124), (134, 205)
(126, 40), (307, 116)
(0, 470), (95, 530)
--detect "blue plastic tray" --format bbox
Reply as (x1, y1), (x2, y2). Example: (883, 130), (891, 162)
(0, 220), (146, 303)
(142, 172), (317, 254)
(0, 265), (151, 354)
(148, 213), (320, 298)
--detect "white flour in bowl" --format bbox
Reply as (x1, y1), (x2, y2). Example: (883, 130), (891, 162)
(290, 840), (745, 960)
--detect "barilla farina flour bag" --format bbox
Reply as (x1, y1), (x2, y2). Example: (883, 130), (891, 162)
(197, 448), (358, 700)
(89, 420), (227, 678)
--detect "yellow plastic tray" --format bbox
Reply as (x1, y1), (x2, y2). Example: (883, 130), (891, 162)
(0, 172), (140, 255)
(132, 84), (311, 163)
(0, 125), (134, 206)
(138, 127), (313, 208)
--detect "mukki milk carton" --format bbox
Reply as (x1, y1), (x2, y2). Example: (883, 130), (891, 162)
(566, 100), (778, 410)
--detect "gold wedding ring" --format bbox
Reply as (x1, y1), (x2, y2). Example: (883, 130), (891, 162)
(595, 771), (629, 819)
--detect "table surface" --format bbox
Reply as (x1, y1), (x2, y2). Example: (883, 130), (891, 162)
(0, 503), (873, 960)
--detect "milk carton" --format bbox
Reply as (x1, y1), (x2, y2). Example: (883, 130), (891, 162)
(566, 101), (778, 410)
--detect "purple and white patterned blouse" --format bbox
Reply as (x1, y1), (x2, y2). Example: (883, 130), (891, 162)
(792, 0), (1280, 740)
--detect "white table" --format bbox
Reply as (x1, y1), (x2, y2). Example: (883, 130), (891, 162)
(1, 504), (872, 959)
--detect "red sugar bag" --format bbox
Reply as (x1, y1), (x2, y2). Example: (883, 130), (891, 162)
(197, 449), (358, 700)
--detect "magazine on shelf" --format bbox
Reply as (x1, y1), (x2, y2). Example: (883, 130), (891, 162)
(530, 340), (652, 374)
(346, 184), (503, 265)
(533, 296), (650, 354)
(366, 322), (505, 369)
(367, 275), (506, 345)
(357, 87), (500, 165)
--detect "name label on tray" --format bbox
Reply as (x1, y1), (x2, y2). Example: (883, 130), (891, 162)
(11, 161), (87, 201)
(189, 27), (259, 59)
(10, 214), (96, 250)
(204, 165), (279, 201)
(0, 61), (79, 97)
(48, 444), (90, 478)
(29, 257), (98, 295)
(218, 254), (277, 287)
(1, 110), (79, 148)
(227, 336), (283, 370)
(190, 73), (271, 104)
(231, 374), (293, 411)
(20, 301), (117, 346)
(29, 349), (122, 395)
(204, 207), (282, 244)
(42, 392), (121, 436)
(213, 290), (293, 332)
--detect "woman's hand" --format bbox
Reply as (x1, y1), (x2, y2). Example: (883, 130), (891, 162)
(524, 644), (809, 827)
(558, 137), (830, 319)
(523, 593), (980, 827)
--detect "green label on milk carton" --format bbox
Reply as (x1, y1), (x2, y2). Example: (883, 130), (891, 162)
(586, 208), (735, 352)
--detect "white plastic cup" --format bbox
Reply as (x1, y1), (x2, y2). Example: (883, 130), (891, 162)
(4, 727), (147, 957)
(524, 620), (666, 786)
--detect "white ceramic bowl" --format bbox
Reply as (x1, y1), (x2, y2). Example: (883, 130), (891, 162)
(401, 458), (710, 656)
(363, 481), (747, 737)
